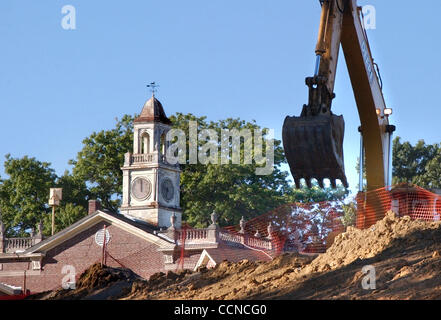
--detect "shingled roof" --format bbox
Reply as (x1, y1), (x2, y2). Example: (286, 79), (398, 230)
(134, 95), (172, 125)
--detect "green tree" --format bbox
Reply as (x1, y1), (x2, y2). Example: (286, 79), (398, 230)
(57, 171), (90, 209)
(341, 201), (357, 228)
(285, 184), (348, 204)
(170, 113), (291, 227)
(421, 151), (441, 188)
(0, 155), (57, 237)
(69, 114), (134, 212)
(393, 137), (441, 188)
(42, 203), (87, 235)
(0, 156), (90, 237)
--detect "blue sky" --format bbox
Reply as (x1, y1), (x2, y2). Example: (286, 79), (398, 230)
(1, 0), (440, 195)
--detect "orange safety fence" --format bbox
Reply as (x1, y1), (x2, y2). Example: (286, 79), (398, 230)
(178, 184), (441, 269)
(221, 200), (346, 255)
(356, 184), (441, 229)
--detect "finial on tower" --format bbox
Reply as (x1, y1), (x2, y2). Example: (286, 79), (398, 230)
(147, 82), (159, 97)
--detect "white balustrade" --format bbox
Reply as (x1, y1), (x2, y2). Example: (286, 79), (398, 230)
(5, 237), (35, 253)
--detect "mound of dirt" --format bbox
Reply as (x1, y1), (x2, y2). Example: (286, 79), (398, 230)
(31, 263), (141, 300)
(273, 212), (441, 300)
(129, 269), (193, 295)
(32, 213), (441, 300)
(124, 253), (315, 300)
(305, 211), (441, 273)
(125, 212), (441, 300)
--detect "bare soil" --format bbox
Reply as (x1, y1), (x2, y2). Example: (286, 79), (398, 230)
(29, 263), (141, 300)
(34, 212), (441, 300)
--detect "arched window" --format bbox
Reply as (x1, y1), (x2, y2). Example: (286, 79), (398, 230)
(160, 133), (166, 155)
(141, 132), (150, 154)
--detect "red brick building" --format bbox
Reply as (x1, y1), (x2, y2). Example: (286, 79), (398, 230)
(0, 204), (273, 295)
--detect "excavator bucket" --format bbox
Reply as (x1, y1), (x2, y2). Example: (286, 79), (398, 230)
(282, 113), (348, 189)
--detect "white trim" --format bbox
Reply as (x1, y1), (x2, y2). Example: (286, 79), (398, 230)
(0, 282), (22, 295)
(193, 249), (216, 271)
(31, 260), (41, 271)
(27, 211), (172, 254)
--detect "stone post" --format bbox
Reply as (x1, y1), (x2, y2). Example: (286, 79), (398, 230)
(266, 222), (273, 250)
(266, 222), (273, 240)
(34, 221), (43, 245)
(124, 152), (132, 166)
(207, 211), (219, 243)
(167, 213), (178, 243)
(239, 216), (245, 234)
(239, 216), (246, 246)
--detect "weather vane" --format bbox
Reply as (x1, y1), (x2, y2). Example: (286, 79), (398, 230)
(147, 82), (159, 96)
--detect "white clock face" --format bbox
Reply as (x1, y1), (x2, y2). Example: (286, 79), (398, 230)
(161, 178), (174, 202)
(131, 178), (152, 200)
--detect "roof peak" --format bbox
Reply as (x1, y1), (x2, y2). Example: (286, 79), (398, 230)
(134, 95), (172, 125)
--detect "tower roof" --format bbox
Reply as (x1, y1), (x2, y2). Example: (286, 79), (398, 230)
(134, 95), (172, 125)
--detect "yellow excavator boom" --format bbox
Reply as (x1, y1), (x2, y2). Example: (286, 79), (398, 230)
(283, 0), (395, 191)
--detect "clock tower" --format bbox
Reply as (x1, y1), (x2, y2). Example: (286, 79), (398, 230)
(120, 93), (182, 228)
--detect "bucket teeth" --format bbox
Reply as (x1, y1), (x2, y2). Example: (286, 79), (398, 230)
(282, 113), (348, 189)
(318, 179), (324, 189)
(341, 177), (349, 189)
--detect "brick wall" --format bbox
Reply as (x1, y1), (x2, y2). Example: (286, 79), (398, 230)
(0, 221), (167, 293)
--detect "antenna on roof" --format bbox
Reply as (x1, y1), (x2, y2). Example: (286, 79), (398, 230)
(146, 82), (159, 97)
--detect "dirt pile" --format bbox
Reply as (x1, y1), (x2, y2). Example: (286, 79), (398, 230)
(305, 211), (441, 273)
(30, 263), (141, 300)
(32, 213), (441, 300)
(126, 212), (441, 300)
(125, 253), (315, 300)
(274, 212), (441, 299)
(129, 269), (194, 295)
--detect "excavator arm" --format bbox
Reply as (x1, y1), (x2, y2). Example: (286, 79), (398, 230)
(283, 0), (395, 191)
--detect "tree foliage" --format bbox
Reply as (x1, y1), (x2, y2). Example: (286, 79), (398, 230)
(170, 113), (291, 227)
(0, 155), (57, 236)
(340, 201), (357, 228)
(42, 203), (87, 236)
(393, 137), (441, 189)
(0, 156), (89, 237)
(69, 114), (134, 212)
(285, 184), (347, 204)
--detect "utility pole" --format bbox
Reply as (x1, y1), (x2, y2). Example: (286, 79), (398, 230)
(48, 188), (62, 236)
